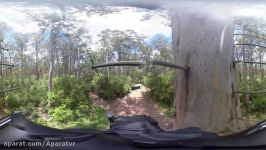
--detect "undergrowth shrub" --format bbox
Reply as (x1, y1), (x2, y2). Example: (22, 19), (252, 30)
(92, 75), (132, 100)
(239, 76), (266, 117)
(47, 76), (109, 128)
(144, 71), (174, 107)
(1, 76), (109, 129)
(2, 77), (48, 113)
(250, 96), (266, 113)
(48, 76), (89, 109)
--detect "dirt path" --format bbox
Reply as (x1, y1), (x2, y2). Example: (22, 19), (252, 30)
(91, 85), (174, 130)
(0, 112), (3, 119)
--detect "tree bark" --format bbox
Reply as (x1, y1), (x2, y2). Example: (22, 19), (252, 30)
(77, 47), (81, 80)
(171, 8), (243, 133)
(259, 49), (264, 79)
(48, 51), (54, 92)
(0, 44), (2, 78)
(68, 50), (72, 76)
(118, 48), (122, 76)
(48, 27), (56, 93)
(35, 42), (40, 80)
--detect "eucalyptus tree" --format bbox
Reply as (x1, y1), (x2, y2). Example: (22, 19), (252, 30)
(98, 29), (147, 76)
(30, 13), (64, 92)
(150, 34), (173, 62)
(13, 33), (29, 77)
(171, 7), (243, 132)
(30, 29), (46, 80)
(0, 23), (11, 78)
(63, 26), (91, 79)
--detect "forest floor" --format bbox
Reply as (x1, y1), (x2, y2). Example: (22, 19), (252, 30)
(90, 85), (174, 130)
(0, 111), (3, 119)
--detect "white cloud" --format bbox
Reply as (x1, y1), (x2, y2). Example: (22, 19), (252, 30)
(0, 3), (171, 47)
(0, 4), (39, 34)
(0, 3), (64, 34)
(66, 7), (171, 50)
(233, 4), (266, 19)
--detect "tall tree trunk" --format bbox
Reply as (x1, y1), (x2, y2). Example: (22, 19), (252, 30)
(62, 50), (68, 75)
(35, 43), (40, 80)
(20, 47), (24, 78)
(48, 50), (55, 92)
(259, 49), (264, 79)
(118, 49), (122, 76)
(171, 8), (243, 133)
(68, 49), (72, 76)
(76, 47), (81, 80)
(8, 53), (12, 78)
(0, 48), (2, 78)
(107, 49), (110, 77)
(48, 27), (56, 93)
(241, 32), (249, 121)
(48, 52), (54, 92)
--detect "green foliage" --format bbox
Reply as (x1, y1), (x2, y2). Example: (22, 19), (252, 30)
(91, 74), (103, 90)
(1, 76), (109, 129)
(93, 74), (132, 100)
(66, 106), (109, 129)
(250, 96), (266, 113)
(165, 107), (176, 117)
(46, 76), (109, 128)
(0, 77), (48, 113)
(239, 76), (266, 92)
(5, 93), (20, 112)
(253, 77), (266, 91)
(49, 104), (74, 123)
(24, 78), (48, 107)
(238, 75), (266, 119)
(239, 75), (266, 113)
(48, 76), (89, 108)
(144, 71), (174, 107)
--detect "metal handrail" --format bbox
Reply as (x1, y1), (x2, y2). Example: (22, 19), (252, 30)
(233, 33), (266, 41)
(0, 87), (20, 93)
(92, 60), (189, 72)
(233, 90), (266, 94)
(235, 43), (266, 49)
(0, 63), (14, 67)
(0, 47), (9, 51)
(233, 61), (266, 65)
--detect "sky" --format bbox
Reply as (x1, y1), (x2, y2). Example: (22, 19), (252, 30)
(0, 2), (171, 50)
(0, 1), (266, 53)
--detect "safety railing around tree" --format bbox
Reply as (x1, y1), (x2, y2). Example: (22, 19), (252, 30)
(92, 60), (189, 72)
(233, 24), (266, 122)
(0, 45), (18, 93)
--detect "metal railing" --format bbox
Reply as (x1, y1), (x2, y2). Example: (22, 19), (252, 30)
(92, 60), (189, 72)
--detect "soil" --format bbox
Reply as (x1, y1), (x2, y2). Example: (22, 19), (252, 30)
(0, 111), (3, 119)
(90, 85), (174, 130)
